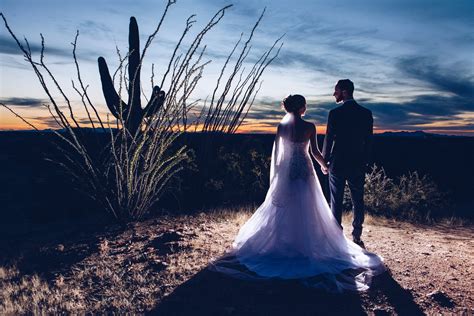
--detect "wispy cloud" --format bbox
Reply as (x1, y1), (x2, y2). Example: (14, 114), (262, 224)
(249, 88), (473, 133)
(0, 97), (45, 108)
(369, 94), (472, 130)
(77, 20), (113, 36)
(397, 56), (474, 99)
(270, 50), (340, 74)
(0, 35), (100, 62)
(30, 116), (61, 129)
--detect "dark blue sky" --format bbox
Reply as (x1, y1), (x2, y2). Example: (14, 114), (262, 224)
(1, 0), (473, 134)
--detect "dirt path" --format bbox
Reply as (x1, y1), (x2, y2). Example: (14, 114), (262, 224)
(154, 212), (474, 315)
(358, 218), (474, 314)
(1, 210), (473, 314)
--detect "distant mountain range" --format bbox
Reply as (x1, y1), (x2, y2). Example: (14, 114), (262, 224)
(0, 129), (471, 138)
(375, 131), (469, 138)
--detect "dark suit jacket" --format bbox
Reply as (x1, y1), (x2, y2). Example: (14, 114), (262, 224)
(322, 100), (373, 174)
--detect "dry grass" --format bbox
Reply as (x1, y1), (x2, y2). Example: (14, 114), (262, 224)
(0, 207), (248, 313)
(1, 207), (472, 314)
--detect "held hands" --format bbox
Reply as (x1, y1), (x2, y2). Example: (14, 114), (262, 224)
(320, 162), (329, 175)
(321, 166), (328, 175)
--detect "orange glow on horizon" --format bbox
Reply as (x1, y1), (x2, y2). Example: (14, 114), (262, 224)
(0, 116), (50, 130)
(1, 115), (473, 136)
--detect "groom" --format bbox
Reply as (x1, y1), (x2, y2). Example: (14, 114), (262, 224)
(322, 79), (373, 245)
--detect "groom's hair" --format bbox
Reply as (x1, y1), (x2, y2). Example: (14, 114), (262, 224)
(336, 79), (354, 94)
(282, 94), (306, 113)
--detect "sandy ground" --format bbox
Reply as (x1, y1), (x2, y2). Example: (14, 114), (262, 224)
(0, 209), (473, 314)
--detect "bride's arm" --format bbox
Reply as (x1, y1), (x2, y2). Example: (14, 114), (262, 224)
(309, 124), (327, 169)
(270, 124), (282, 183)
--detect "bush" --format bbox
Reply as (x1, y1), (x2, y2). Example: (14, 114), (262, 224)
(344, 165), (447, 221)
(204, 146), (271, 204)
(395, 171), (446, 219)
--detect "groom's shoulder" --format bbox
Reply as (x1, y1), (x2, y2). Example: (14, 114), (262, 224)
(330, 104), (345, 114)
(354, 101), (372, 116)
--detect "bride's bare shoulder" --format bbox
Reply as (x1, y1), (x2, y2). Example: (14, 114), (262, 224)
(302, 119), (316, 132)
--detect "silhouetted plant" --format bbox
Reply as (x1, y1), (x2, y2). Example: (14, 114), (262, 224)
(343, 165), (447, 221)
(198, 8), (283, 134)
(97, 16), (166, 136)
(0, 3), (281, 221)
(361, 165), (396, 214)
(395, 171), (446, 219)
(203, 146), (270, 204)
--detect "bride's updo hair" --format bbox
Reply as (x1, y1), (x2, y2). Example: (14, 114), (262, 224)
(282, 94), (306, 114)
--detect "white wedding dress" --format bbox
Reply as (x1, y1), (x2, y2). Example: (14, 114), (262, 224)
(210, 114), (386, 292)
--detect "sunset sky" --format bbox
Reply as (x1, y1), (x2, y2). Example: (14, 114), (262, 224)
(1, 0), (473, 135)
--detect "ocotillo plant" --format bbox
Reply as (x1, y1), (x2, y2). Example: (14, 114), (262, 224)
(98, 17), (165, 135)
(0, 2), (282, 221)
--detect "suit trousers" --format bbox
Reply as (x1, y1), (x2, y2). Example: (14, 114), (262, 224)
(328, 169), (365, 239)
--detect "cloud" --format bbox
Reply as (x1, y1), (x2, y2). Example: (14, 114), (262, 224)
(369, 94), (472, 130)
(0, 97), (45, 108)
(245, 96), (334, 125)
(30, 116), (61, 129)
(0, 35), (100, 62)
(270, 50), (340, 74)
(305, 102), (334, 123)
(77, 20), (113, 36)
(77, 117), (105, 125)
(397, 56), (474, 99)
(0, 55), (30, 70)
(248, 91), (473, 133)
(340, 56), (474, 131)
(0, 35), (70, 58)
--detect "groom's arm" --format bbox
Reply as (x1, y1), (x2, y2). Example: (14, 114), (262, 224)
(322, 110), (335, 163)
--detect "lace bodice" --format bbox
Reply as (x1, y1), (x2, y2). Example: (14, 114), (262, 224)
(287, 140), (312, 180)
(270, 139), (313, 207)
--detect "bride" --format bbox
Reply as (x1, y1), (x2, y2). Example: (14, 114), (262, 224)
(210, 94), (386, 292)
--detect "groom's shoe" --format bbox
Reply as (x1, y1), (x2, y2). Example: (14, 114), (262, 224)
(353, 236), (365, 249)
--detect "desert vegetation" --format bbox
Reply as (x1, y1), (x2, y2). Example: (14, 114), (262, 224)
(349, 165), (447, 221)
(176, 136), (452, 222)
(0, 2), (282, 222)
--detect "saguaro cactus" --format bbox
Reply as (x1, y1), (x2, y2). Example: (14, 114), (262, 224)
(98, 17), (165, 134)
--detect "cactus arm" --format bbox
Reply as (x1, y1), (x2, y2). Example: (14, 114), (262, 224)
(98, 56), (125, 118)
(143, 86), (165, 117)
(128, 17), (141, 111)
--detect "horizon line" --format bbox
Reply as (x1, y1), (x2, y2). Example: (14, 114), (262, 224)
(0, 128), (472, 137)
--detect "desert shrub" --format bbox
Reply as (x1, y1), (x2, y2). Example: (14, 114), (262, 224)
(204, 146), (271, 204)
(361, 165), (397, 215)
(343, 165), (447, 221)
(395, 171), (446, 219)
